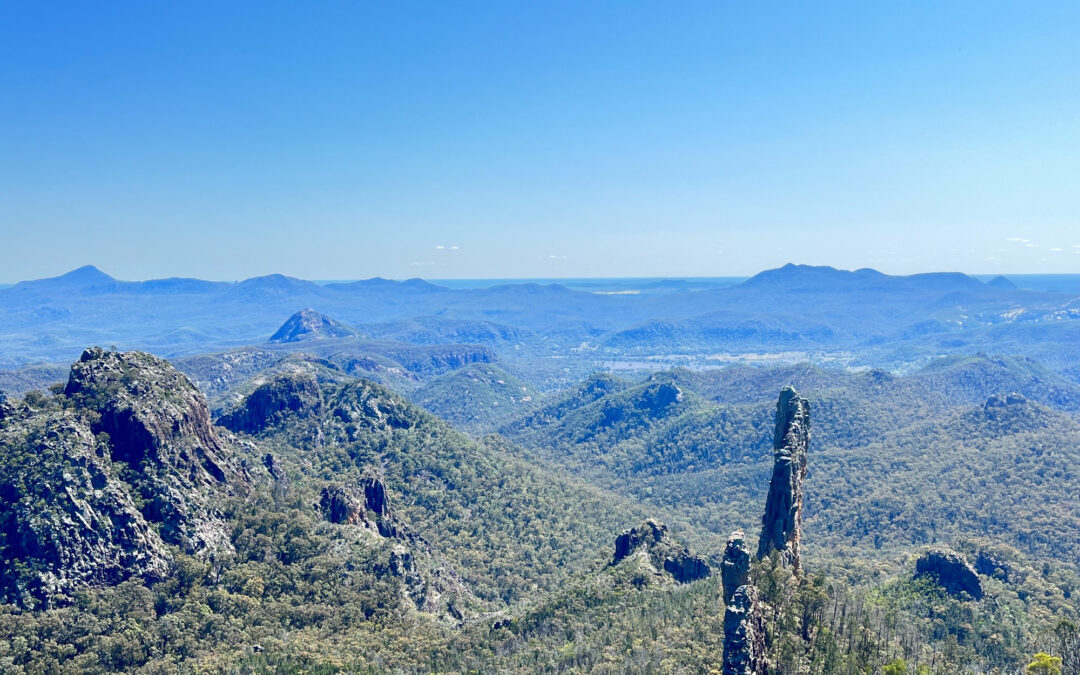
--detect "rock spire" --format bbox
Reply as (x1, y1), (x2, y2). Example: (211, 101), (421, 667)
(757, 386), (810, 573)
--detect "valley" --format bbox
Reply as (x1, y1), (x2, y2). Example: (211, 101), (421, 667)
(1, 265), (1079, 672)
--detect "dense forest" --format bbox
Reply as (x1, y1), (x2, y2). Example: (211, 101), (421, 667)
(0, 343), (1077, 673)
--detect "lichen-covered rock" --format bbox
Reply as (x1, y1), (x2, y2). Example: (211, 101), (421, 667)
(0, 416), (170, 607)
(61, 347), (243, 555)
(723, 584), (768, 675)
(757, 387), (810, 573)
(217, 373), (323, 435)
(611, 519), (711, 585)
(722, 531), (752, 606)
(915, 549), (983, 600)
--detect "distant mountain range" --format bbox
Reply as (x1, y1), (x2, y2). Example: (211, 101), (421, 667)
(2, 264), (1080, 376)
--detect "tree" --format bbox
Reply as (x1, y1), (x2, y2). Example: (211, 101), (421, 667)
(883, 658), (907, 675)
(1027, 652), (1063, 675)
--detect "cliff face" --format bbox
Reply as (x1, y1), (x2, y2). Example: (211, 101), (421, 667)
(757, 387), (810, 573)
(721, 530), (767, 674)
(721, 531), (751, 606)
(723, 584), (768, 675)
(0, 348), (254, 607)
(0, 417), (171, 607)
(217, 373), (323, 436)
(319, 476), (399, 539)
(63, 347), (243, 554)
(722, 387), (809, 674)
(611, 519), (711, 585)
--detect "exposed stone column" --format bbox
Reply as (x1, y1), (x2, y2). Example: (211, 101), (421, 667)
(723, 585), (768, 675)
(721, 531), (751, 606)
(757, 386), (810, 573)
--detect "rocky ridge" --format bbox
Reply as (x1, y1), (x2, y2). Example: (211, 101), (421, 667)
(0, 347), (259, 607)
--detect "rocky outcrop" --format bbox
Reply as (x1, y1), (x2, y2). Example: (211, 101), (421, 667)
(62, 348), (242, 554)
(0, 417), (171, 607)
(723, 584), (768, 675)
(611, 520), (711, 585)
(319, 476), (399, 538)
(915, 550), (983, 600)
(601, 382), (683, 427)
(757, 387), (810, 573)
(317, 475), (469, 617)
(722, 531), (752, 606)
(65, 347), (232, 486)
(721, 530), (766, 674)
(983, 392), (1029, 412)
(269, 308), (356, 343)
(217, 373), (323, 435)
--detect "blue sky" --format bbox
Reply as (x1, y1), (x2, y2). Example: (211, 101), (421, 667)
(2, 1), (1079, 281)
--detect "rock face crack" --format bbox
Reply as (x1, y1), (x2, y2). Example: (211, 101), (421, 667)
(757, 386), (810, 574)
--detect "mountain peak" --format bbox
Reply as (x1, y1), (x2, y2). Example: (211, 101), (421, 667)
(15, 265), (117, 291)
(269, 308), (357, 343)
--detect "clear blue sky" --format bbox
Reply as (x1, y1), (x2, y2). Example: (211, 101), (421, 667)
(2, 1), (1079, 281)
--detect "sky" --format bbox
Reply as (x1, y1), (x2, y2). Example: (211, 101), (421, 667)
(2, 1), (1079, 281)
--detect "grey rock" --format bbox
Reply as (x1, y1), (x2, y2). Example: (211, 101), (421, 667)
(319, 475), (399, 539)
(722, 531), (752, 606)
(757, 387), (811, 573)
(723, 584), (768, 675)
(612, 519), (711, 585)
(62, 347), (242, 555)
(217, 373), (323, 435)
(0, 416), (171, 607)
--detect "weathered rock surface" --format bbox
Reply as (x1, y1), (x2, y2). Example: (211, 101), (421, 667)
(0, 416), (171, 607)
(319, 476), (399, 538)
(269, 308), (357, 343)
(723, 584), (768, 675)
(63, 347), (242, 554)
(757, 386), (810, 573)
(217, 373), (323, 435)
(317, 474), (469, 617)
(721, 531), (752, 606)
(915, 549), (983, 600)
(611, 519), (711, 585)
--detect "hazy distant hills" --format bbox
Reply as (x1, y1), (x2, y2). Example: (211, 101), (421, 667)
(3, 264), (1080, 376)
